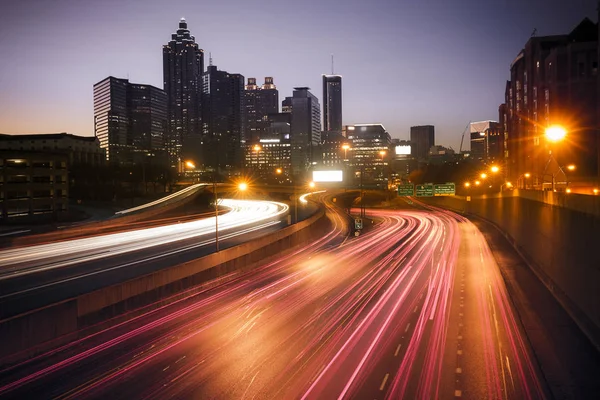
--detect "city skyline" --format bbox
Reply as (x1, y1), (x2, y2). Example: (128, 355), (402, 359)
(0, 0), (596, 150)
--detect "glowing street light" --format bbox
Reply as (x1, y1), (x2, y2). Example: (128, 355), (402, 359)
(490, 165), (499, 173)
(464, 182), (471, 188)
(566, 188), (572, 194)
(275, 168), (282, 174)
(593, 188), (599, 195)
(480, 173), (488, 179)
(238, 182), (248, 191)
(475, 180), (481, 186)
(524, 172), (531, 178)
(185, 161), (195, 169)
(545, 125), (567, 143)
(253, 144), (262, 152)
(567, 164), (576, 171)
(308, 181), (316, 189)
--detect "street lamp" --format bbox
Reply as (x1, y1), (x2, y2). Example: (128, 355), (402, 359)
(490, 165), (500, 174)
(475, 180), (481, 186)
(464, 182), (471, 188)
(308, 181), (316, 189)
(480, 173), (488, 179)
(238, 182), (248, 191)
(545, 125), (567, 143)
(379, 150), (387, 190)
(342, 144), (350, 160)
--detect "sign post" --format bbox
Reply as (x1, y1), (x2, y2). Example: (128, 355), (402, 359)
(355, 218), (363, 230)
(434, 183), (456, 196)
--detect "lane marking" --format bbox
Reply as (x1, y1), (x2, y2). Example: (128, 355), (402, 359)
(457, 350), (463, 355)
(455, 389), (462, 397)
(405, 323), (411, 332)
(394, 344), (402, 357)
(457, 335), (462, 340)
(379, 373), (390, 391)
(456, 367), (462, 374)
(413, 306), (418, 313)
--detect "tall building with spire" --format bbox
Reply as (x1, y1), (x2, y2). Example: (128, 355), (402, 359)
(322, 75), (342, 135)
(163, 18), (204, 170)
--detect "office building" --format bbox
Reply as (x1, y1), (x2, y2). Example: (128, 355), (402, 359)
(245, 77), (279, 142)
(470, 121), (503, 164)
(202, 65), (245, 172)
(390, 139), (417, 180)
(93, 77), (167, 165)
(410, 125), (435, 161)
(0, 151), (68, 221)
(503, 17), (599, 182)
(322, 75), (342, 133)
(163, 18), (204, 169)
(345, 124), (391, 189)
(282, 97), (293, 113)
(290, 87), (321, 175)
(0, 133), (104, 166)
(428, 145), (456, 165)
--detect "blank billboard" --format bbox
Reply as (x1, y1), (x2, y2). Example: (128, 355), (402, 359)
(395, 145), (411, 155)
(313, 170), (343, 182)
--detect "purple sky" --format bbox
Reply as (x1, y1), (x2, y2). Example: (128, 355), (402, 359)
(0, 0), (596, 150)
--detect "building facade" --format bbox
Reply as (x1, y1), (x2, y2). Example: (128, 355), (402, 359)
(290, 87), (321, 175)
(245, 77), (279, 143)
(0, 133), (104, 166)
(93, 77), (167, 165)
(322, 75), (342, 133)
(503, 18), (599, 183)
(163, 18), (204, 169)
(410, 125), (435, 161)
(0, 151), (68, 221)
(202, 65), (245, 172)
(469, 121), (503, 164)
(345, 124), (391, 189)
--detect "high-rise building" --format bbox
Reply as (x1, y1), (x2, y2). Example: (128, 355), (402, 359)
(290, 87), (321, 175)
(345, 124), (391, 189)
(282, 97), (293, 113)
(322, 75), (342, 134)
(202, 65), (245, 172)
(163, 18), (204, 169)
(245, 77), (279, 142)
(93, 77), (167, 165)
(410, 125), (435, 161)
(470, 121), (503, 164)
(503, 18), (599, 182)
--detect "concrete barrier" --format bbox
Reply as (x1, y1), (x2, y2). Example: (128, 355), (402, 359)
(423, 192), (600, 350)
(0, 207), (329, 365)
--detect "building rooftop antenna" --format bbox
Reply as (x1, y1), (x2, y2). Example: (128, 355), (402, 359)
(331, 54), (334, 74)
(209, 52), (213, 66)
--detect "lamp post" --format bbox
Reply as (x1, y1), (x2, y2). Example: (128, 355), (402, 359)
(342, 144), (351, 192)
(379, 150), (387, 190)
(543, 125), (567, 191)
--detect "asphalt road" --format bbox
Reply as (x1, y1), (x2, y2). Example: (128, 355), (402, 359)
(0, 198), (565, 399)
(0, 199), (318, 319)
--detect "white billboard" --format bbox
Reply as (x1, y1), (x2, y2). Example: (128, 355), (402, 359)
(313, 170), (343, 182)
(395, 145), (411, 155)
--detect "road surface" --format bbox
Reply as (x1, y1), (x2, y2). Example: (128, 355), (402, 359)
(0, 202), (550, 399)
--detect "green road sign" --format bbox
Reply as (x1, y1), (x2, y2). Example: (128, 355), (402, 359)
(397, 184), (414, 196)
(434, 183), (456, 196)
(415, 184), (434, 197)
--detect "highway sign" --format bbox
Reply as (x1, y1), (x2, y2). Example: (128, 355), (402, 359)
(434, 183), (456, 196)
(415, 184), (434, 197)
(397, 184), (414, 196)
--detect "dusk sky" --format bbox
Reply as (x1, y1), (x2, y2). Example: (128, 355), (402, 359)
(0, 0), (596, 150)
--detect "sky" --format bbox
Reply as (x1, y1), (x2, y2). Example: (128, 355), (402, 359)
(0, 0), (596, 150)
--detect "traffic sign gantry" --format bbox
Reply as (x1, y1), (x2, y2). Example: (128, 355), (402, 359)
(397, 184), (414, 196)
(415, 184), (434, 197)
(434, 183), (456, 196)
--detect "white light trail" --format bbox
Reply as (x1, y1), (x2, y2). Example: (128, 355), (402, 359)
(0, 199), (289, 279)
(115, 183), (206, 215)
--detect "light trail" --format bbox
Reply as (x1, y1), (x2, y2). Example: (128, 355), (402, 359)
(0, 199), (288, 279)
(0, 201), (547, 400)
(114, 183), (206, 215)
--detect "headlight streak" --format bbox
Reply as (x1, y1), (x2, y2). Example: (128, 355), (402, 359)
(0, 199), (289, 279)
(0, 199), (546, 400)
(115, 183), (206, 215)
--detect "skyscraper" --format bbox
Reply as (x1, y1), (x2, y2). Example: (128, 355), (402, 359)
(410, 125), (435, 161)
(163, 18), (204, 169)
(244, 77), (279, 142)
(202, 64), (245, 172)
(322, 75), (342, 134)
(290, 87), (321, 175)
(93, 77), (167, 164)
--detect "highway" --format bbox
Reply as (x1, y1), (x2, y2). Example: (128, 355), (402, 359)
(0, 200), (551, 399)
(0, 199), (290, 319)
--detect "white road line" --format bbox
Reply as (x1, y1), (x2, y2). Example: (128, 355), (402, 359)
(456, 367), (462, 374)
(405, 323), (411, 332)
(455, 389), (462, 397)
(457, 350), (463, 355)
(394, 344), (402, 356)
(413, 306), (418, 313)
(379, 373), (390, 391)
